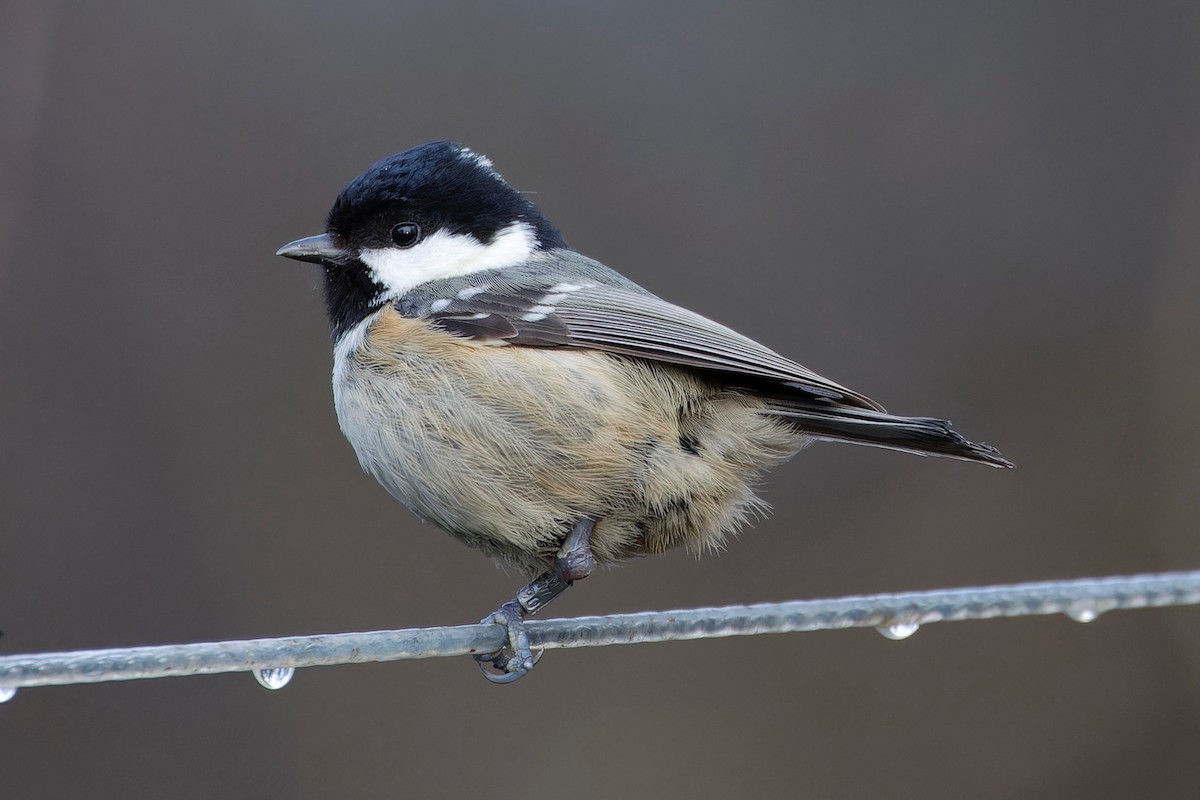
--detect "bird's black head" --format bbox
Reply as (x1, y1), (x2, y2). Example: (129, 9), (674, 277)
(325, 141), (566, 254)
(277, 141), (567, 338)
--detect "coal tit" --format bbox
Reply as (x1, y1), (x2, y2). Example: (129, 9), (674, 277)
(277, 141), (1010, 682)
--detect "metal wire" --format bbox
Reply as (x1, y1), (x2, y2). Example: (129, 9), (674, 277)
(1, 570), (1198, 694)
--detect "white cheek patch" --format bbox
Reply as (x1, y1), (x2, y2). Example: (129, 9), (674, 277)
(358, 221), (537, 300)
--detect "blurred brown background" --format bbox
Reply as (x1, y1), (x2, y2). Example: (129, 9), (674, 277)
(2, 2), (1199, 798)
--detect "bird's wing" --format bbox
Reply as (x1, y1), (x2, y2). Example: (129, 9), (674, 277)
(418, 280), (885, 411)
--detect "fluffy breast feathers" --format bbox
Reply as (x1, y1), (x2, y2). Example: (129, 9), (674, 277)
(332, 307), (806, 575)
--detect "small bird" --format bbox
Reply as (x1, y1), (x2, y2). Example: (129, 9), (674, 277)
(278, 141), (1010, 682)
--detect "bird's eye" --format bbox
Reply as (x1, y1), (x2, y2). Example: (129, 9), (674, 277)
(391, 223), (421, 248)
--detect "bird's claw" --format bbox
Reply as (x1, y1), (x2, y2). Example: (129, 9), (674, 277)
(473, 517), (595, 684)
(474, 600), (541, 684)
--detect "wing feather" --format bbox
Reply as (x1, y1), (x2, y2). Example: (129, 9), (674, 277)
(422, 282), (883, 410)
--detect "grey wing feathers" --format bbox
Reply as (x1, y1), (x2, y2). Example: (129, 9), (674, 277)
(426, 280), (884, 411)
(410, 260), (1011, 468)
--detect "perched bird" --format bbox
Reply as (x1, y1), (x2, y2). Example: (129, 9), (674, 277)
(277, 141), (1010, 682)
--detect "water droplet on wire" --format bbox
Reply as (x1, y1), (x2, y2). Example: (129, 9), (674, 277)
(876, 622), (920, 640)
(253, 667), (294, 690)
(1066, 601), (1100, 623)
(0, 687), (16, 703)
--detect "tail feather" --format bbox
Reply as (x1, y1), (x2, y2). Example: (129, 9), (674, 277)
(767, 403), (1013, 468)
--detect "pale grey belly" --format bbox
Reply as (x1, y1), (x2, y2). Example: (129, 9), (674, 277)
(332, 335), (803, 573)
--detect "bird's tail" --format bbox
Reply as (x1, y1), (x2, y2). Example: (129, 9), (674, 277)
(766, 402), (1013, 468)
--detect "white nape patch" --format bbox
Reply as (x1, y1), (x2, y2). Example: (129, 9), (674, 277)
(457, 286), (487, 300)
(457, 147), (498, 176)
(429, 298), (451, 313)
(358, 221), (537, 300)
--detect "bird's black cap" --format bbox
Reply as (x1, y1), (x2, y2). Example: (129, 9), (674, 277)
(326, 140), (567, 252)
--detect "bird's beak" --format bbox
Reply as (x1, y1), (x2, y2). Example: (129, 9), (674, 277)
(275, 233), (349, 264)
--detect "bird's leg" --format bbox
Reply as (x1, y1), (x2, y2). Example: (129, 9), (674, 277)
(555, 516), (596, 583)
(475, 517), (596, 683)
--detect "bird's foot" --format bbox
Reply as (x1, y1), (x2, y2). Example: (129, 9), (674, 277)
(474, 599), (541, 684)
(474, 517), (597, 684)
(474, 569), (572, 682)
